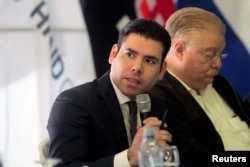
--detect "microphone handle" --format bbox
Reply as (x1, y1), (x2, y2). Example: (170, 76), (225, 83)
(140, 111), (151, 125)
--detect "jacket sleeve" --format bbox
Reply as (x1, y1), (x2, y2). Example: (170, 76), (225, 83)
(47, 89), (114, 167)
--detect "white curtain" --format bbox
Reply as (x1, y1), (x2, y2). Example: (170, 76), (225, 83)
(0, 0), (95, 166)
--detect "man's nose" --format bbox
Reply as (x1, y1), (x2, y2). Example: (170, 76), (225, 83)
(131, 59), (143, 74)
(212, 56), (222, 68)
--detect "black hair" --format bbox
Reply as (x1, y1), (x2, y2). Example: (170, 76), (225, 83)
(117, 18), (171, 64)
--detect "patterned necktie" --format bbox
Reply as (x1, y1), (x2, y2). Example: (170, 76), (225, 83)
(127, 101), (137, 140)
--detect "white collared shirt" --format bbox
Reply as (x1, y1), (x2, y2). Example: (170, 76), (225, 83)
(110, 75), (141, 167)
(193, 85), (250, 150)
(168, 70), (250, 150)
(110, 75), (141, 145)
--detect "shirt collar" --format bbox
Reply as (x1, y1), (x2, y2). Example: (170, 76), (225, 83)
(167, 69), (210, 96)
(110, 74), (130, 105)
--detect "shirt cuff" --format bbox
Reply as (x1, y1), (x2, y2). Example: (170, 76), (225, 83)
(114, 149), (131, 167)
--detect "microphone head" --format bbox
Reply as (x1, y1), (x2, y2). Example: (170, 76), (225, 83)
(136, 93), (151, 113)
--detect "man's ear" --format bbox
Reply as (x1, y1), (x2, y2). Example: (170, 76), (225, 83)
(158, 60), (167, 80)
(174, 41), (186, 60)
(108, 44), (118, 64)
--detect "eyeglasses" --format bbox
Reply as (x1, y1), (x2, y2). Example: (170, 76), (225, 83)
(199, 50), (228, 62)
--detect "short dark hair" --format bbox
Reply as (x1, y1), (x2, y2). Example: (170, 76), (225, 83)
(117, 19), (171, 64)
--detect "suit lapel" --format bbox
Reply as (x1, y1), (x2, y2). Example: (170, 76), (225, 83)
(97, 72), (129, 148)
(160, 72), (205, 120)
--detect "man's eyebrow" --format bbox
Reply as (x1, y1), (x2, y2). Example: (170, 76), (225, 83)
(145, 55), (159, 60)
(126, 48), (138, 54)
(144, 55), (160, 63)
(202, 47), (223, 52)
(126, 48), (160, 62)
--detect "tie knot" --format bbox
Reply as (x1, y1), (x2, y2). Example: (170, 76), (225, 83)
(127, 101), (137, 113)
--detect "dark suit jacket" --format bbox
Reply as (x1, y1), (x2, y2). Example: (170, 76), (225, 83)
(47, 72), (171, 167)
(150, 71), (250, 167)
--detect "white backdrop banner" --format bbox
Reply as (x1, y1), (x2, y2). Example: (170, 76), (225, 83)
(0, 0), (95, 166)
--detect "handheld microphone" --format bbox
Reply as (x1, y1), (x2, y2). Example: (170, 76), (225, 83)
(136, 93), (151, 125)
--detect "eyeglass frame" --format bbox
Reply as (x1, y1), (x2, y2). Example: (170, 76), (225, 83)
(199, 50), (228, 62)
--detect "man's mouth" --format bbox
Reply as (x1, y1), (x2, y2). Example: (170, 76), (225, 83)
(126, 77), (141, 85)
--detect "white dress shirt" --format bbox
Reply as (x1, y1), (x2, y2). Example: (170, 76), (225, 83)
(168, 70), (250, 150)
(110, 75), (141, 167)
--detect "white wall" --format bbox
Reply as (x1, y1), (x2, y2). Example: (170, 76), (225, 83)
(0, 0), (95, 166)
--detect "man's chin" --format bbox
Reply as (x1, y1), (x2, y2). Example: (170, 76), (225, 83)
(207, 73), (218, 79)
(204, 75), (215, 84)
